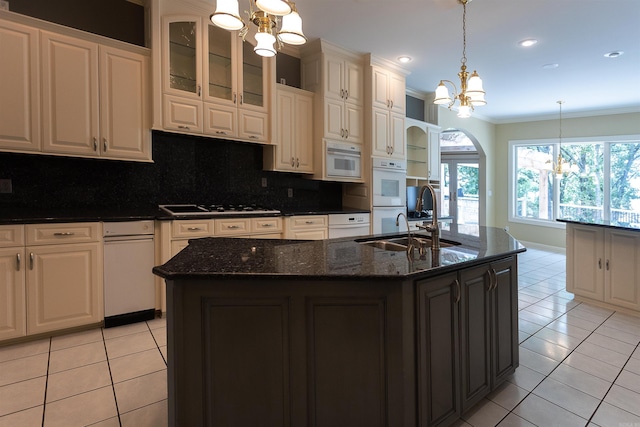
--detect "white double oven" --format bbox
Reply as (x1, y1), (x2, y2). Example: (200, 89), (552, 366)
(371, 157), (407, 234)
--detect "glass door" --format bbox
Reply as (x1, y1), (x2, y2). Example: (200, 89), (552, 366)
(206, 24), (235, 104)
(240, 41), (265, 109)
(166, 19), (201, 97)
(441, 156), (479, 235)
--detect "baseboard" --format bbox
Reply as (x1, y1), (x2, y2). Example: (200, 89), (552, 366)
(518, 240), (566, 254)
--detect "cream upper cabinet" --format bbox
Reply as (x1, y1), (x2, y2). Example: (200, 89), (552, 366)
(162, 15), (271, 143)
(41, 31), (100, 156)
(265, 84), (314, 173)
(0, 19), (40, 152)
(566, 223), (640, 313)
(302, 42), (364, 147)
(41, 33), (151, 160)
(99, 46), (151, 160)
(368, 64), (406, 159)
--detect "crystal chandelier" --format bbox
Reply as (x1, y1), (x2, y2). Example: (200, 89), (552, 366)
(433, 0), (486, 118)
(210, 0), (306, 58)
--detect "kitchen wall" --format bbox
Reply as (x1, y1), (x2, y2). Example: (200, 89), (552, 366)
(495, 111), (640, 248)
(0, 131), (343, 211)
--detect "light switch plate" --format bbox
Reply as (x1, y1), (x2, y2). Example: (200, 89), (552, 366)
(0, 1), (9, 11)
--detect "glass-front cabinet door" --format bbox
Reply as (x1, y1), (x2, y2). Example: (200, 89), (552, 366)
(163, 16), (202, 99)
(241, 41), (265, 110)
(205, 24), (235, 105)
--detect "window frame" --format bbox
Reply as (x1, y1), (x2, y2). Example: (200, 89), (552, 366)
(508, 134), (640, 228)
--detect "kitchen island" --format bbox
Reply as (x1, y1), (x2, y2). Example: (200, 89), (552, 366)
(560, 218), (640, 315)
(153, 226), (525, 427)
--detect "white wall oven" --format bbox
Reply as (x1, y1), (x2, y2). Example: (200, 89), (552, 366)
(372, 157), (407, 234)
(326, 140), (361, 179)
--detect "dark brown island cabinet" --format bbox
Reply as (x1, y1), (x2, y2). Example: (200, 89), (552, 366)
(153, 229), (523, 427)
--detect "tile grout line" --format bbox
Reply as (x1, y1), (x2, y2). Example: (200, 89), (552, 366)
(585, 340), (640, 425)
(100, 328), (123, 427)
(41, 337), (52, 427)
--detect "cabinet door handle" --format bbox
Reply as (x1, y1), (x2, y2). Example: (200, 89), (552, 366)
(216, 131), (227, 135)
(103, 138), (107, 151)
(454, 279), (461, 304)
(260, 223), (273, 227)
(341, 129), (344, 138)
(240, 93), (243, 104)
(598, 258), (602, 269)
(93, 137), (98, 151)
(390, 100), (394, 109)
(340, 89), (344, 99)
(606, 260), (610, 270)
(344, 89), (349, 100)
(187, 227), (201, 231)
(178, 125), (191, 130)
(291, 157), (295, 167)
(305, 221), (314, 224)
(296, 158), (300, 168)
(227, 225), (240, 229)
(16, 253), (21, 271)
(233, 93), (237, 104)
(345, 129), (349, 139)
(197, 84), (201, 97)
(53, 232), (75, 236)
(487, 269), (497, 291)
(29, 252), (34, 270)
(491, 268), (498, 290)
(249, 135), (259, 139)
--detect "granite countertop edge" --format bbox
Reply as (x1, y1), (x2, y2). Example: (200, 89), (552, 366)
(557, 218), (640, 232)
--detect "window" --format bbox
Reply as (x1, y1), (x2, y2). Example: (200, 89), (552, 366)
(509, 136), (640, 227)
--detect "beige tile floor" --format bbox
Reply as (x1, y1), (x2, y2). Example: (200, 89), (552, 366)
(1, 246), (640, 426)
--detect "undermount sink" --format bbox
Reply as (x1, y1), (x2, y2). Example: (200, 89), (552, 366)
(357, 234), (460, 250)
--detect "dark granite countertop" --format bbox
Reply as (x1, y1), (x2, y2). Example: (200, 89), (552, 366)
(153, 226), (525, 281)
(558, 218), (640, 232)
(0, 206), (371, 225)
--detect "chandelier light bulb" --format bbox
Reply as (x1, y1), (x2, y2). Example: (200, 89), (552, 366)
(255, 0), (292, 16)
(434, 81), (452, 105)
(210, 0), (244, 30)
(254, 31), (277, 57)
(466, 71), (486, 105)
(457, 104), (471, 118)
(278, 5), (306, 45)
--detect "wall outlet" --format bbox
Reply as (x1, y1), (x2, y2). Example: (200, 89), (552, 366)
(287, 188), (293, 198)
(261, 177), (268, 188)
(0, 1), (8, 11)
(0, 179), (12, 193)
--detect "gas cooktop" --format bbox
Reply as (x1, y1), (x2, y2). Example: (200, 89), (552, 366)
(159, 204), (281, 217)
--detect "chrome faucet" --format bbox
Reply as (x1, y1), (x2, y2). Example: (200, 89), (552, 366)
(396, 212), (415, 259)
(415, 184), (440, 250)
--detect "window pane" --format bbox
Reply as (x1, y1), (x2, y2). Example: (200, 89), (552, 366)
(610, 141), (640, 226)
(559, 143), (604, 221)
(515, 145), (554, 220)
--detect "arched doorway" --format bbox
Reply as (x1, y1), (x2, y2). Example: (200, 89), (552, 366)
(440, 129), (484, 234)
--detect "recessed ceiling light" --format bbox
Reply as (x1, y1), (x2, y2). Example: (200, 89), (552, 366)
(519, 39), (538, 47)
(397, 56), (412, 63)
(604, 51), (624, 58)
(542, 63), (559, 69)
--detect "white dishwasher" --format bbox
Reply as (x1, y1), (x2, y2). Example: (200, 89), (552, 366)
(328, 213), (371, 238)
(103, 220), (155, 328)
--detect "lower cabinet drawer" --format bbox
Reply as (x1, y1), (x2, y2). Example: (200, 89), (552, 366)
(26, 223), (100, 245)
(215, 218), (251, 236)
(172, 220), (215, 238)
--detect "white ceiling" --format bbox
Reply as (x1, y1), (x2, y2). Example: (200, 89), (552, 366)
(291, 0), (640, 123)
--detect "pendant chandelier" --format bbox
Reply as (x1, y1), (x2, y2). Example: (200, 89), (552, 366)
(210, 0), (306, 58)
(433, 0), (486, 118)
(546, 100), (575, 179)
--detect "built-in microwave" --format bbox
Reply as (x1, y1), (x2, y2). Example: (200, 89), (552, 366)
(326, 140), (361, 179)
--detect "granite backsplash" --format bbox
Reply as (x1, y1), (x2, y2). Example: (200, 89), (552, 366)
(0, 131), (343, 212)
